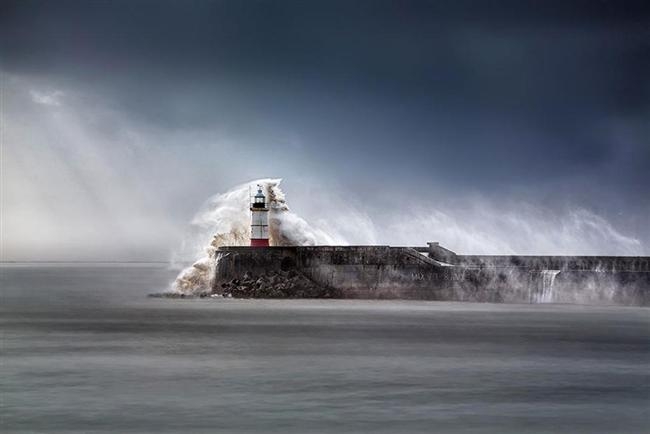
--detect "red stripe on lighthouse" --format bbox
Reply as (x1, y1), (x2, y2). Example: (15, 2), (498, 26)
(250, 239), (269, 247)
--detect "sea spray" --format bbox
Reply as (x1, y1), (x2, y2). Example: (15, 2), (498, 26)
(171, 179), (338, 294)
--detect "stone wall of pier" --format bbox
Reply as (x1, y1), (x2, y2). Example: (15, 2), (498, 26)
(213, 246), (650, 305)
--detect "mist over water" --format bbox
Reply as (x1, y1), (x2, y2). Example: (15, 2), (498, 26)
(2, 3), (648, 432)
(170, 179), (645, 294)
(2, 265), (649, 434)
(386, 203), (643, 256)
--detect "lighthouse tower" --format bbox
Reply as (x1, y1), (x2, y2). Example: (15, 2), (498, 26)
(250, 185), (270, 247)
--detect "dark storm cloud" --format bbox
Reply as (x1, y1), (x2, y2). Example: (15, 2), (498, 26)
(2, 0), (649, 258)
(4, 1), (648, 179)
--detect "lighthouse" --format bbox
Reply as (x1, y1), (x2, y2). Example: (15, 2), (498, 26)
(250, 185), (270, 247)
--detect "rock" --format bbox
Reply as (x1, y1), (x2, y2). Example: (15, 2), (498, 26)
(211, 269), (332, 300)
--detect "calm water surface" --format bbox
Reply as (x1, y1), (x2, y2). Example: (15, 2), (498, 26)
(1, 265), (649, 433)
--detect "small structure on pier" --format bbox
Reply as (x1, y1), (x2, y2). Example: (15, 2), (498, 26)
(250, 185), (269, 247)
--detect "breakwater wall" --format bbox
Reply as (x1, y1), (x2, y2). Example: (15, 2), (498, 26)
(214, 245), (650, 305)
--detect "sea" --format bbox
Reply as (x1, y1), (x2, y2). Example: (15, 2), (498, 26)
(1, 264), (648, 433)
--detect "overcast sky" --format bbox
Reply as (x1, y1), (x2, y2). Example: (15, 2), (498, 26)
(2, 0), (649, 261)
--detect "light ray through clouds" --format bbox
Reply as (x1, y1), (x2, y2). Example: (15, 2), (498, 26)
(1, 0), (648, 260)
(3, 74), (648, 260)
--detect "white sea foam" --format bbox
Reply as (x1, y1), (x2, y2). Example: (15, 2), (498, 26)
(171, 179), (337, 293)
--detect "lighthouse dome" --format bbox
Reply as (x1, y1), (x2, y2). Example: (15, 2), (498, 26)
(252, 185), (267, 209)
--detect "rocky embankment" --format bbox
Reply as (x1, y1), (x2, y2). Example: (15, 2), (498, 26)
(218, 270), (340, 298)
(151, 270), (340, 299)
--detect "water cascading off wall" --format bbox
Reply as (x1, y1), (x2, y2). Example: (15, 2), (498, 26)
(533, 270), (561, 303)
(171, 179), (338, 294)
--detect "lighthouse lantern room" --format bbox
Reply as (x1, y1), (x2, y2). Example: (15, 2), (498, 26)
(250, 185), (270, 247)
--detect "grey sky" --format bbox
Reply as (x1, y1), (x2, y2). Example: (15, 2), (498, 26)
(1, 0), (649, 260)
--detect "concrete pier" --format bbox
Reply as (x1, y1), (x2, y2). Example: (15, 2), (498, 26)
(213, 244), (650, 305)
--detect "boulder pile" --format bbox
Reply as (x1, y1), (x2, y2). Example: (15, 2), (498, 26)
(217, 270), (340, 298)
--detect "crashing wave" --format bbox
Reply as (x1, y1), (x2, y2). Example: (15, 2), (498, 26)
(171, 179), (337, 294)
